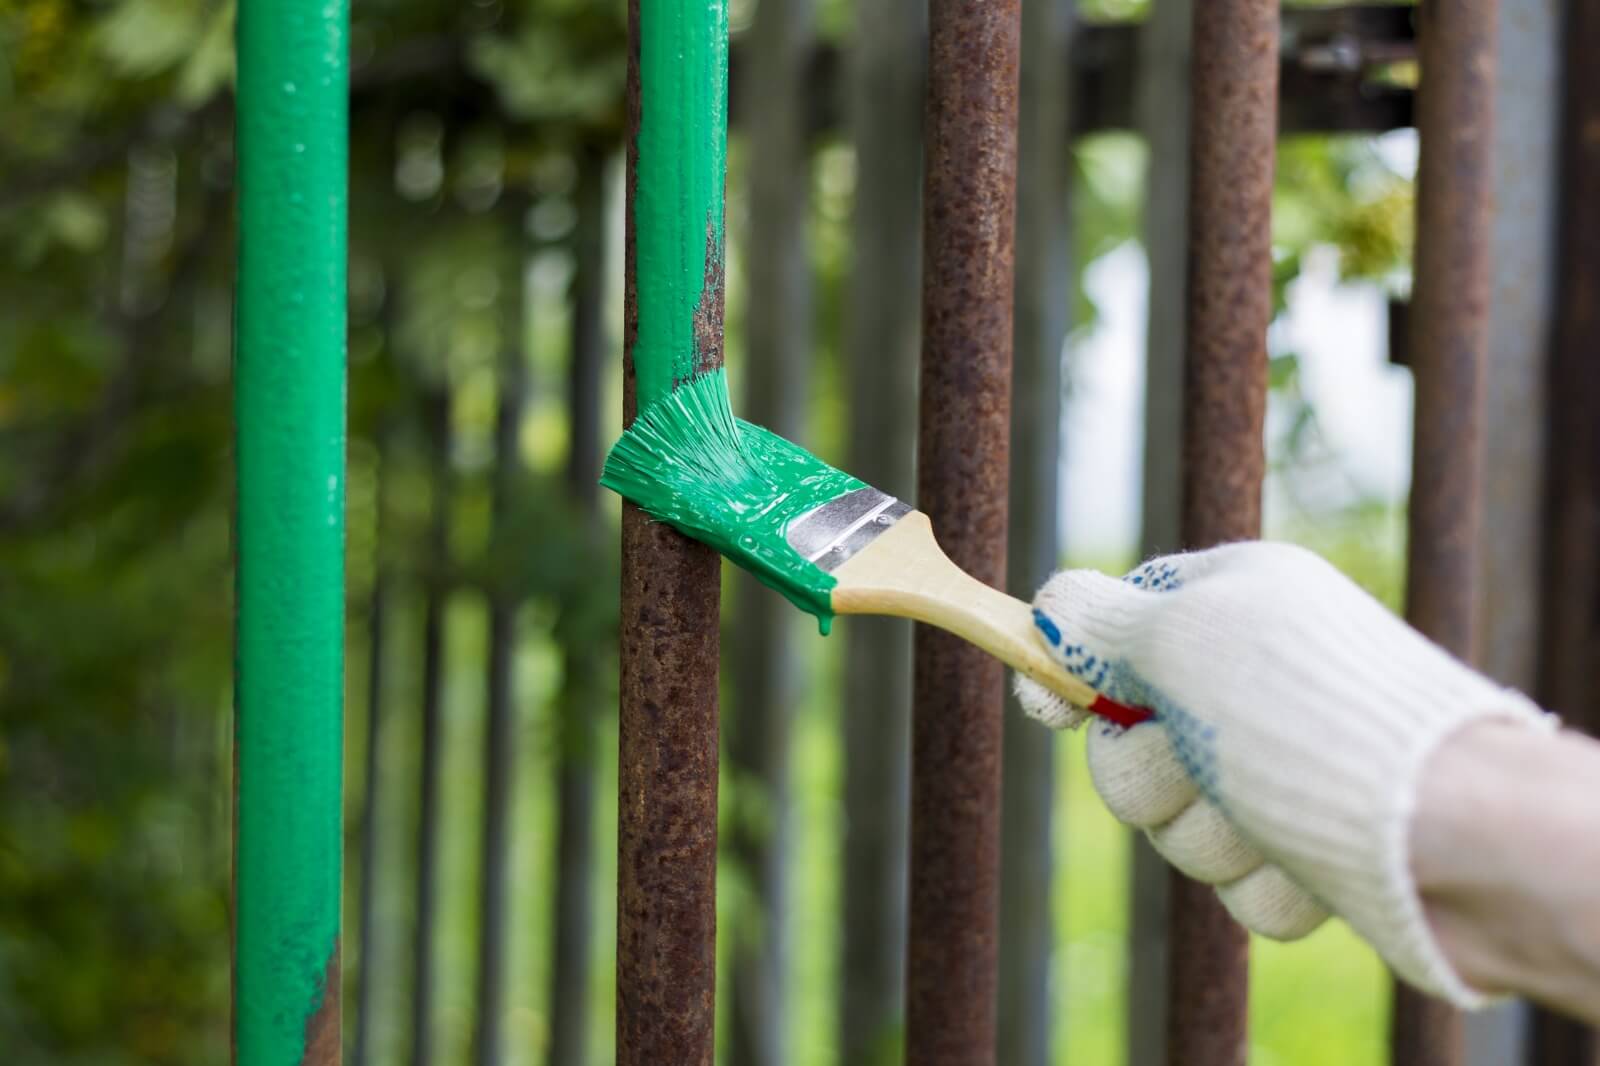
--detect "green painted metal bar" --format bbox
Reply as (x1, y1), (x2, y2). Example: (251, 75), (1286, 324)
(232, 0), (350, 1063)
(630, 0), (728, 408)
(616, 0), (727, 1061)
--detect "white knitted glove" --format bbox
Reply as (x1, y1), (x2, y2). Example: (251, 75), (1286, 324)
(1015, 541), (1556, 1006)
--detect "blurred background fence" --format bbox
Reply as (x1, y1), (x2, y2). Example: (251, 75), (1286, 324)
(1, 0), (1597, 1064)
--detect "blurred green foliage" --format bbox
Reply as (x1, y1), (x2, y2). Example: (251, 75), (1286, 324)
(0, 0), (1417, 1062)
(1, 0), (622, 1062)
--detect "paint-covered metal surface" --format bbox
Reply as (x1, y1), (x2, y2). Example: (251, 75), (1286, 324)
(1173, 2), (1278, 1064)
(907, 0), (1020, 1061)
(1529, 0), (1600, 1060)
(1396, 2), (1499, 1060)
(631, 0), (727, 407)
(232, 0), (349, 1061)
(616, 0), (726, 1061)
(602, 371), (866, 625)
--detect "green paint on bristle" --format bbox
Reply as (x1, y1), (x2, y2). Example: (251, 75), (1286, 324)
(603, 369), (864, 633)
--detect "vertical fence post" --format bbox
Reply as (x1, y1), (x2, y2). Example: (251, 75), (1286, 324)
(1528, 0), (1600, 1061)
(232, 0), (350, 1061)
(547, 144), (608, 1066)
(1171, 3), (1278, 1065)
(353, 411), (394, 1066)
(839, 0), (923, 1057)
(1130, 4), (1193, 1062)
(1395, 2), (1499, 1061)
(907, 0), (1020, 1062)
(410, 387), (453, 1066)
(1472, 0), (1563, 1059)
(473, 208), (528, 1066)
(727, 0), (812, 1060)
(617, 0), (727, 1062)
(999, 0), (1072, 1063)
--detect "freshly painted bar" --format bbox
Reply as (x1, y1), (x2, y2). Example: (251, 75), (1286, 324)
(631, 0), (729, 405)
(233, 0), (349, 1063)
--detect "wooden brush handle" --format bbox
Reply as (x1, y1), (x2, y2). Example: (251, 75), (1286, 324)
(830, 512), (1153, 725)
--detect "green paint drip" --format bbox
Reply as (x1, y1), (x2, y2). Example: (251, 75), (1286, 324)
(602, 370), (863, 632)
(234, 0), (349, 1061)
(634, 0), (729, 405)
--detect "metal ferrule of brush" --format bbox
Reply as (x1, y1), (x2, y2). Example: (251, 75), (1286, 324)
(786, 486), (913, 573)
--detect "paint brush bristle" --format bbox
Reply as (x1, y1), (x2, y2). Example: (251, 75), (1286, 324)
(601, 369), (866, 628)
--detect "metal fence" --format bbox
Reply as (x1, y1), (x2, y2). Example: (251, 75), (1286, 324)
(226, 1), (1600, 1064)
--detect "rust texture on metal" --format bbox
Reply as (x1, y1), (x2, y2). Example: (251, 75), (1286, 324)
(1529, 0), (1600, 1059)
(1181, 0), (1277, 551)
(302, 946), (341, 1066)
(906, 0), (1020, 1062)
(1172, 2), (1279, 1063)
(615, 1), (722, 1061)
(1395, 1), (1499, 1059)
(724, 7), (1415, 143)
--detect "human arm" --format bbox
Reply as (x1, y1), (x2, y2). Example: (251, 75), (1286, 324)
(1413, 721), (1600, 1022)
(1017, 541), (1599, 1020)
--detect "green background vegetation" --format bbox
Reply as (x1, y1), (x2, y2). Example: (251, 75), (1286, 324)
(0, 0), (1418, 1062)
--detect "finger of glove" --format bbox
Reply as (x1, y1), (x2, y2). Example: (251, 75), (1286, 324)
(1217, 864), (1329, 941)
(1014, 675), (1090, 731)
(1147, 797), (1264, 884)
(1085, 719), (1197, 828)
(1032, 569), (1147, 657)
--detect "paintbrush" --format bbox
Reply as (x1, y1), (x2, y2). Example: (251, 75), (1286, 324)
(601, 369), (1153, 727)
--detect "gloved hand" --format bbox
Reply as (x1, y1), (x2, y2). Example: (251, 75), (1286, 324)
(1015, 541), (1555, 1006)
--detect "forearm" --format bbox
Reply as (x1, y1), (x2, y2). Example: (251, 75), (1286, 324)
(1414, 722), (1600, 1023)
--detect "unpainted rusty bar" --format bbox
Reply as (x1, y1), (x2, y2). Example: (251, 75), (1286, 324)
(906, 1), (1020, 1062)
(1528, 0), (1600, 1061)
(615, 0), (724, 1061)
(1172, 2), (1278, 1064)
(1394, 2), (1499, 1061)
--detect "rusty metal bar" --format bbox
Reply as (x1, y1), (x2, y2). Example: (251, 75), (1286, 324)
(906, 1), (1020, 1062)
(1172, 2), (1279, 1064)
(615, 0), (725, 1061)
(1528, 0), (1600, 1061)
(1394, 1), (1500, 1060)
(725, 6), (1416, 143)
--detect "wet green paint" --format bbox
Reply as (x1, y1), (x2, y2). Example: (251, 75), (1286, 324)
(633, 0), (729, 405)
(602, 370), (862, 631)
(234, 0), (349, 1061)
